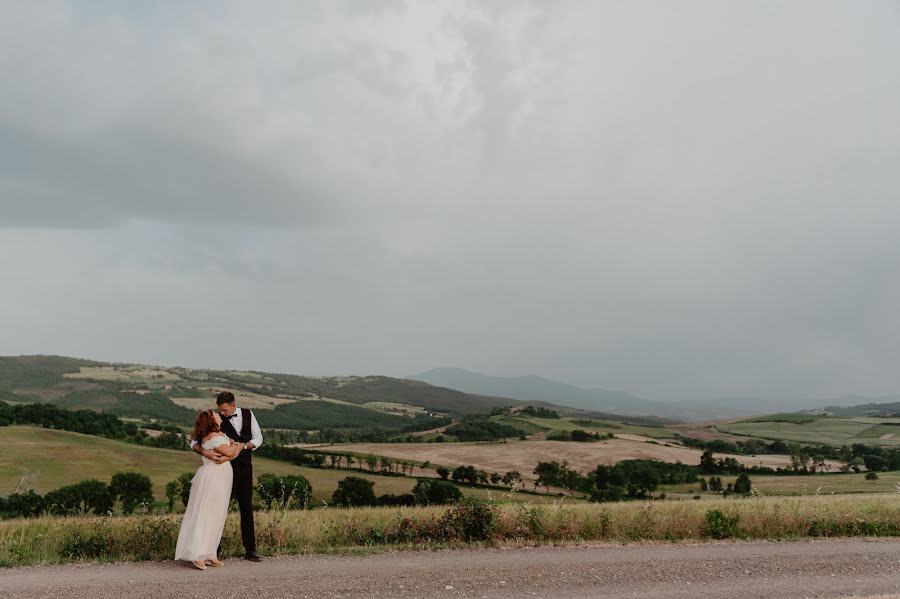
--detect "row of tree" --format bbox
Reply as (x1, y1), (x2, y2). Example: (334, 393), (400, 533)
(0, 472), (154, 519)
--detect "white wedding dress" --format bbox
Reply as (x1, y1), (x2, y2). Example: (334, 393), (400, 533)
(174, 434), (234, 562)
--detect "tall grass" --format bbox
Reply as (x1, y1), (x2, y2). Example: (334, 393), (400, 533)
(1, 495), (899, 567)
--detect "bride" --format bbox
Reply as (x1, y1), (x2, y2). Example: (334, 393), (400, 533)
(175, 409), (243, 570)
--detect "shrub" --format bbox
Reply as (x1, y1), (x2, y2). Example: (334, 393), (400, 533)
(331, 476), (377, 507)
(60, 525), (113, 559)
(257, 474), (312, 509)
(376, 493), (416, 507)
(703, 509), (742, 539)
(440, 497), (496, 541)
(412, 479), (462, 506)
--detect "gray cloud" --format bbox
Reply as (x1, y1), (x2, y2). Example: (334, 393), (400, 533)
(1, 0), (899, 401)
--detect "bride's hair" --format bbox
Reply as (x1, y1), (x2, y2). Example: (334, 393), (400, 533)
(193, 409), (220, 441)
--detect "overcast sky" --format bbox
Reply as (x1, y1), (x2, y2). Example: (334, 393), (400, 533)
(2, 1), (899, 401)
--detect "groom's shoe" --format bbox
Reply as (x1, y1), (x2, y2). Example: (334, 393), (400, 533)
(244, 551), (262, 562)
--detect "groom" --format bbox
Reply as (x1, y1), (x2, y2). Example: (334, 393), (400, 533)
(193, 391), (264, 562)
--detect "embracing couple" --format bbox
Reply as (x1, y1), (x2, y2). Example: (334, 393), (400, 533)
(174, 391), (264, 570)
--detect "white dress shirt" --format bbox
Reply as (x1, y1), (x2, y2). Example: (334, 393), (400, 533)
(190, 407), (263, 450)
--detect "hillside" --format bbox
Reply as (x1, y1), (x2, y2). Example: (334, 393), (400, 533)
(0, 356), (528, 433)
(0, 426), (568, 505)
(719, 414), (900, 447)
(820, 399), (900, 417)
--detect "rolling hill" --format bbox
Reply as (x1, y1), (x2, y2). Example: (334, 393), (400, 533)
(1, 356), (678, 433)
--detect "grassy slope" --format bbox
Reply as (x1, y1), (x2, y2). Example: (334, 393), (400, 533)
(0, 427), (416, 502)
(0, 427), (564, 505)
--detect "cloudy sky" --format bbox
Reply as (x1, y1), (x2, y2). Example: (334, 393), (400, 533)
(2, 1), (899, 401)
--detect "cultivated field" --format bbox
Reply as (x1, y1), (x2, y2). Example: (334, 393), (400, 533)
(497, 415), (676, 439)
(663, 471), (900, 496)
(324, 438), (827, 480)
(720, 416), (900, 447)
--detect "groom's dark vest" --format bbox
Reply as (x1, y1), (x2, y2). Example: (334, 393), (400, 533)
(220, 408), (254, 468)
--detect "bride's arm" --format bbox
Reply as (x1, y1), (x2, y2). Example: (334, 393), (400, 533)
(212, 437), (244, 459)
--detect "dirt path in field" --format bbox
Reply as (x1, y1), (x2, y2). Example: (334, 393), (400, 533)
(3, 539), (899, 599)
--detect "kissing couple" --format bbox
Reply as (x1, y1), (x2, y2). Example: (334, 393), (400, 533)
(174, 391), (264, 569)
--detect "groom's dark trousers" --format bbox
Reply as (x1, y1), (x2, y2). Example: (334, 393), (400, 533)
(220, 411), (256, 554)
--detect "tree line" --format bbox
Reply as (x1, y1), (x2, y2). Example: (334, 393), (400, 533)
(0, 402), (187, 450)
(0, 472), (154, 519)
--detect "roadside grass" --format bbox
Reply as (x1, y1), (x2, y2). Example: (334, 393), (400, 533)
(663, 471), (900, 497)
(1, 495), (898, 567)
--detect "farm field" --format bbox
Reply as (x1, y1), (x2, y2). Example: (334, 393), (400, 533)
(719, 416), (900, 447)
(495, 414), (676, 439)
(662, 471), (900, 496)
(323, 438), (826, 480)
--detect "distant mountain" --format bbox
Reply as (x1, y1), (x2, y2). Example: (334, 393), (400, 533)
(410, 367), (650, 411)
(408, 367), (859, 421)
(411, 367), (707, 419)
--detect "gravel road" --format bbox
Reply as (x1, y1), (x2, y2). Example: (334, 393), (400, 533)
(2, 539), (899, 599)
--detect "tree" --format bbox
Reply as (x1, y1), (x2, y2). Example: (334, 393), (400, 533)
(436, 466), (450, 480)
(593, 464), (626, 502)
(332, 476), (377, 507)
(365, 455), (378, 472)
(45, 479), (114, 516)
(699, 477), (708, 492)
(865, 471), (879, 482)
(699, 450), (718, 474)
(109, 472), (154, 514)
(165, 480), (179, 513)
(733, 473), (752, 494)
(533, 461), (564, 493)
(412, 479), (462, 505)
(502, 471), (522, 489)
(172, 472), (193, 508)
(452, 465), (479, 486)
(863, 455), (886, 472)
(0, 490), (45, 518)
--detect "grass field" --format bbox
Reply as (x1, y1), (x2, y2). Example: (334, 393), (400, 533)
(0, 427), (568, 505)
(2, 494), (898, 566)
(663, 471), (900, 496)
(719, 416), (900, 447)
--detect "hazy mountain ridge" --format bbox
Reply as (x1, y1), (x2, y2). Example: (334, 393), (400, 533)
(411, 367), (896, 421)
